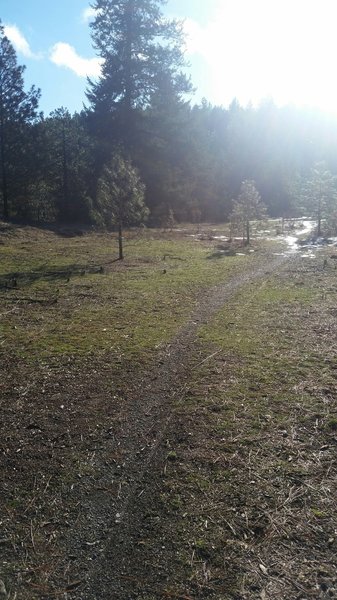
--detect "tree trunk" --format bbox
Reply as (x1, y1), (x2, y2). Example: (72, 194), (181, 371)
(317, 181), (323, 237)
(317, 215), (322, 237)
(0, 111), (9, 219)
(246, 220), (250, 245)
(123, 0), (134, 147)
(118, 221), (124, 260)
(317, 194), (322, 237)
(125, 0), (133, 112)
(61, 120), (69, 221)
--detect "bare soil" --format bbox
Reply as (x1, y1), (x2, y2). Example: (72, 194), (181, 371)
(1, 228), (337, 599)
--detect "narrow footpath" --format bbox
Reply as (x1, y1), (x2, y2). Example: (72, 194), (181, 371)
(72, 253), (292, 599)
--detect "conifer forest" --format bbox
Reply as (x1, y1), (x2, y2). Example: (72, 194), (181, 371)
(2, 1), (337, 230)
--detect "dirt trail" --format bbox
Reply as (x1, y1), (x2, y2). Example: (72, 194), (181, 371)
(71, 253), (290, 599)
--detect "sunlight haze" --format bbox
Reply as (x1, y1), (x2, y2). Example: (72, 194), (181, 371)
(184, 0), (337, 113)
(2, 0), (337, 114)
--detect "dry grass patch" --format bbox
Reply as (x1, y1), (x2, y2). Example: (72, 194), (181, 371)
(0, 223), (260, 599)
(145, 257), (337, 599)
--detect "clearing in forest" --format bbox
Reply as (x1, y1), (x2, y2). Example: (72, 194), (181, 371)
(0, 222), (337, 599)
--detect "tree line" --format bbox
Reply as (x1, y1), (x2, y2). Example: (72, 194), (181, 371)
(1, 0), (337, 232)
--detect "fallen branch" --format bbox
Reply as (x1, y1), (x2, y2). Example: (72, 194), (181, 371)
(192, 350), (221, 370)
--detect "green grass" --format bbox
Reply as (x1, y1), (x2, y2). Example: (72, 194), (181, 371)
(3, 223), (337, 598)
(148, 258), (337, 597)
(0, 225), (254, 362)
(199, 276), (316, 356)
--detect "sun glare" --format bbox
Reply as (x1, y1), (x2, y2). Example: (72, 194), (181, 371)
(186, 0), (337, 113)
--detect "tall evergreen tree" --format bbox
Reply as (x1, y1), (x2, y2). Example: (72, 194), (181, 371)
(135, 80), (195, 222)
(43, 109), (93, 223)
(0, 21), (40, 219)
(303, 162), (337, 236)
(86, 0), (192, 152)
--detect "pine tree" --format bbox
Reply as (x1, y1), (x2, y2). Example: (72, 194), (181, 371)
(86, 0), (192, 151)
(230, 180), (267, 245)
(303, 162), (337, 237)
(135, 84), (195, 222)
(97, 154), (148, 259)
(43, 108), (94, 223)
(0, 21), (40, 219)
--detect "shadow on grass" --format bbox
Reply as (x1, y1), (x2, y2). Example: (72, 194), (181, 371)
(207, 250), (237, 260)
(0, 218), (96, 237)
(0, 264), (106, 290)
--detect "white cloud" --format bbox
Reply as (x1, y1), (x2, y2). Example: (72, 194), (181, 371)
(82, 7), (97, 23)
(4, 24), (38, 59)
(50, 42), (103, 78)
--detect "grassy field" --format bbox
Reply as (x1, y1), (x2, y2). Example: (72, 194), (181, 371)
(1, 221), (337, 599)
(152, 256), (337, 598)
(0, 221), (258, 599)
(0, 222), (252, 362)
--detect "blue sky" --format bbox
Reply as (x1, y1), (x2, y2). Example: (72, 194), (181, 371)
(2, 0), (337, 116)
(1, 0), (219, 115)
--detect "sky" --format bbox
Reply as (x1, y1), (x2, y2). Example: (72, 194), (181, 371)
(2, 0), (337, 116)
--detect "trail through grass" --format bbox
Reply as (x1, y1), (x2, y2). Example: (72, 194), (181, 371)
(2, 222), (336, 599)
(152, 257), (337, 598)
